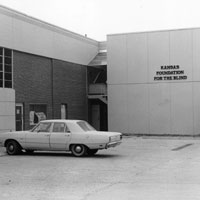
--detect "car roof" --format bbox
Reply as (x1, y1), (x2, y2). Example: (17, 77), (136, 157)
(40, 119), (83, 123)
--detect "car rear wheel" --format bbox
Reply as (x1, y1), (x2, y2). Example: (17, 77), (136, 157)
(71, 144), (87, 157)
(87, 149), (98, 156)
(6, 141), (21, 155)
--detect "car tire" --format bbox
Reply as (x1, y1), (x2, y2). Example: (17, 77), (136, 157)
(71, 144), (87, 157)
(87, 149), (98, 156)
(6, 141), (21, 155)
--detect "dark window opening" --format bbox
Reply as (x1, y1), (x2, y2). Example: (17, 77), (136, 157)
(5, 73), (12, 80)
(4, 49), (12, 57)
(5, 65), (12, 72)
(5, 57), (11, 65)
(5, 81), (12, 88)
(0, 47), (12, 88)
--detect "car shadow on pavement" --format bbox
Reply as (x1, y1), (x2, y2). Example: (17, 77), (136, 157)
(16, 151), (123, 158)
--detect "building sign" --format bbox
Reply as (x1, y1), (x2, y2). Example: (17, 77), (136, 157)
(154, 65), (187, 81)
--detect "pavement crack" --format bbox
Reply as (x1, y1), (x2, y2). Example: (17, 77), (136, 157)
(171, 143), (193, 151)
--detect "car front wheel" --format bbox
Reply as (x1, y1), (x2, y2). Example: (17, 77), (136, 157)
(71, 144), (87, 157)
(6, 141), (21, 155)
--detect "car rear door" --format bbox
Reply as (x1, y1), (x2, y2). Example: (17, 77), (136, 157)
(25, 122), (52, 150)
(50, 122), (71, 150)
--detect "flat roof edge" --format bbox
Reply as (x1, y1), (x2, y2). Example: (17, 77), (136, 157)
(107, 27), (200, 37)
(0, 4), (99, 46)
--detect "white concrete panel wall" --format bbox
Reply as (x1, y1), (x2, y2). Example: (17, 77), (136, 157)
(148, 32), (170, 82)
(170, 83), (193, 135)
(0, 9), (98, 65)
(170, 30), (193, 81)
(0, 13), (13, 47)
(12, 18), (54, 57)
(0, 89), (15, 133)
(127, 85), (149, 134)
(107, 35), (127, 84)
(193, 29), (200, 81)
(149, 84), (171, 134)
(193, 83), (200, 134)
(108, 85), (128, 133)
(169, 30), (193, 135)
(108, 28), (200, 135)
(127, 34), (148, 83)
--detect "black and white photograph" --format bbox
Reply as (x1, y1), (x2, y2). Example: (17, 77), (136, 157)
(0, 0), (200, 199)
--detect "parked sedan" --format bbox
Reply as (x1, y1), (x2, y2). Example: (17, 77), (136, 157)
(0, 120), (122, 157)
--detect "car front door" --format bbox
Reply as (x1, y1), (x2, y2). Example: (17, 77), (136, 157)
(50, 122), (71, 150)
(25, 122), (52, 150)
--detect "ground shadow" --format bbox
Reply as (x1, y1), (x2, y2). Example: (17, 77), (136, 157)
(9, 150), (124, 159)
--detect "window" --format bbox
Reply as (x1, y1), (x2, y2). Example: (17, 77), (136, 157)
(32, 122), (51, 132)
(29, 104), (47, 125)
(0, 47), (12, 88)
(53, 123), (69, 133)
(77, 121), (96, 132)
(61, 104), (68, 119)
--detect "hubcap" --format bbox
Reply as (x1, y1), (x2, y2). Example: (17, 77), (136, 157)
(9, 145), (14, 152)
(75, 146), (82, 153)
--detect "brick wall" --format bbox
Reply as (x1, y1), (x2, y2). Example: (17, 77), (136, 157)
(52, 60), (87, 120)
(13, 51), (87, 130)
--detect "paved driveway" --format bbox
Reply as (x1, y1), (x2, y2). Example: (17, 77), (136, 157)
(1, 136), (200, 200)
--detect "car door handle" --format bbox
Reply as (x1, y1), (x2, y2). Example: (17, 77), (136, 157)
(44, 134), (50, 136)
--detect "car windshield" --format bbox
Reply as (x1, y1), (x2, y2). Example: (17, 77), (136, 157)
(77, 121), (96, 132)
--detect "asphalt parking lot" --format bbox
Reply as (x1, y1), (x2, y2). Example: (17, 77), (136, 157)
(1, 136), (200, 200)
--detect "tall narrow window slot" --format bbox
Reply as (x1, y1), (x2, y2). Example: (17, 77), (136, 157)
(0, 47), (12, 88)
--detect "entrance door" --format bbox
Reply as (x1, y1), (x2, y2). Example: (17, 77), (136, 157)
(16, 103), (24, 131)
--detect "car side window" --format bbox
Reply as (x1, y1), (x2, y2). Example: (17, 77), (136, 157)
(53, 123), (69, 133)
(33, 122), (51, 133)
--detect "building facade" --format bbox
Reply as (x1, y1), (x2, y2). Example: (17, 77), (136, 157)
(3, 5), (200, 136)
(0, 5), (101, 132)
(107, 29), (200, 136)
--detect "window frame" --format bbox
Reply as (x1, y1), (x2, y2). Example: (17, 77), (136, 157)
(32, 122), (52, 133)
(52, 122), (70, 133)
(0, 47), (13, 88)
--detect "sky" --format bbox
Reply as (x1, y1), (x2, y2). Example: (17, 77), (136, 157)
(0, 0), (200, 41)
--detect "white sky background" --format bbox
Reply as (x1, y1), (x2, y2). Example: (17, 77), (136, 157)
(0, 0), (200, 41)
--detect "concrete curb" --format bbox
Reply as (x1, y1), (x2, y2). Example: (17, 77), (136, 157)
(122, 133), (200, 139)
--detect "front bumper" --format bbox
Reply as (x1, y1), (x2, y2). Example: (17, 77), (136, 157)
(106, 141), (122, 149)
